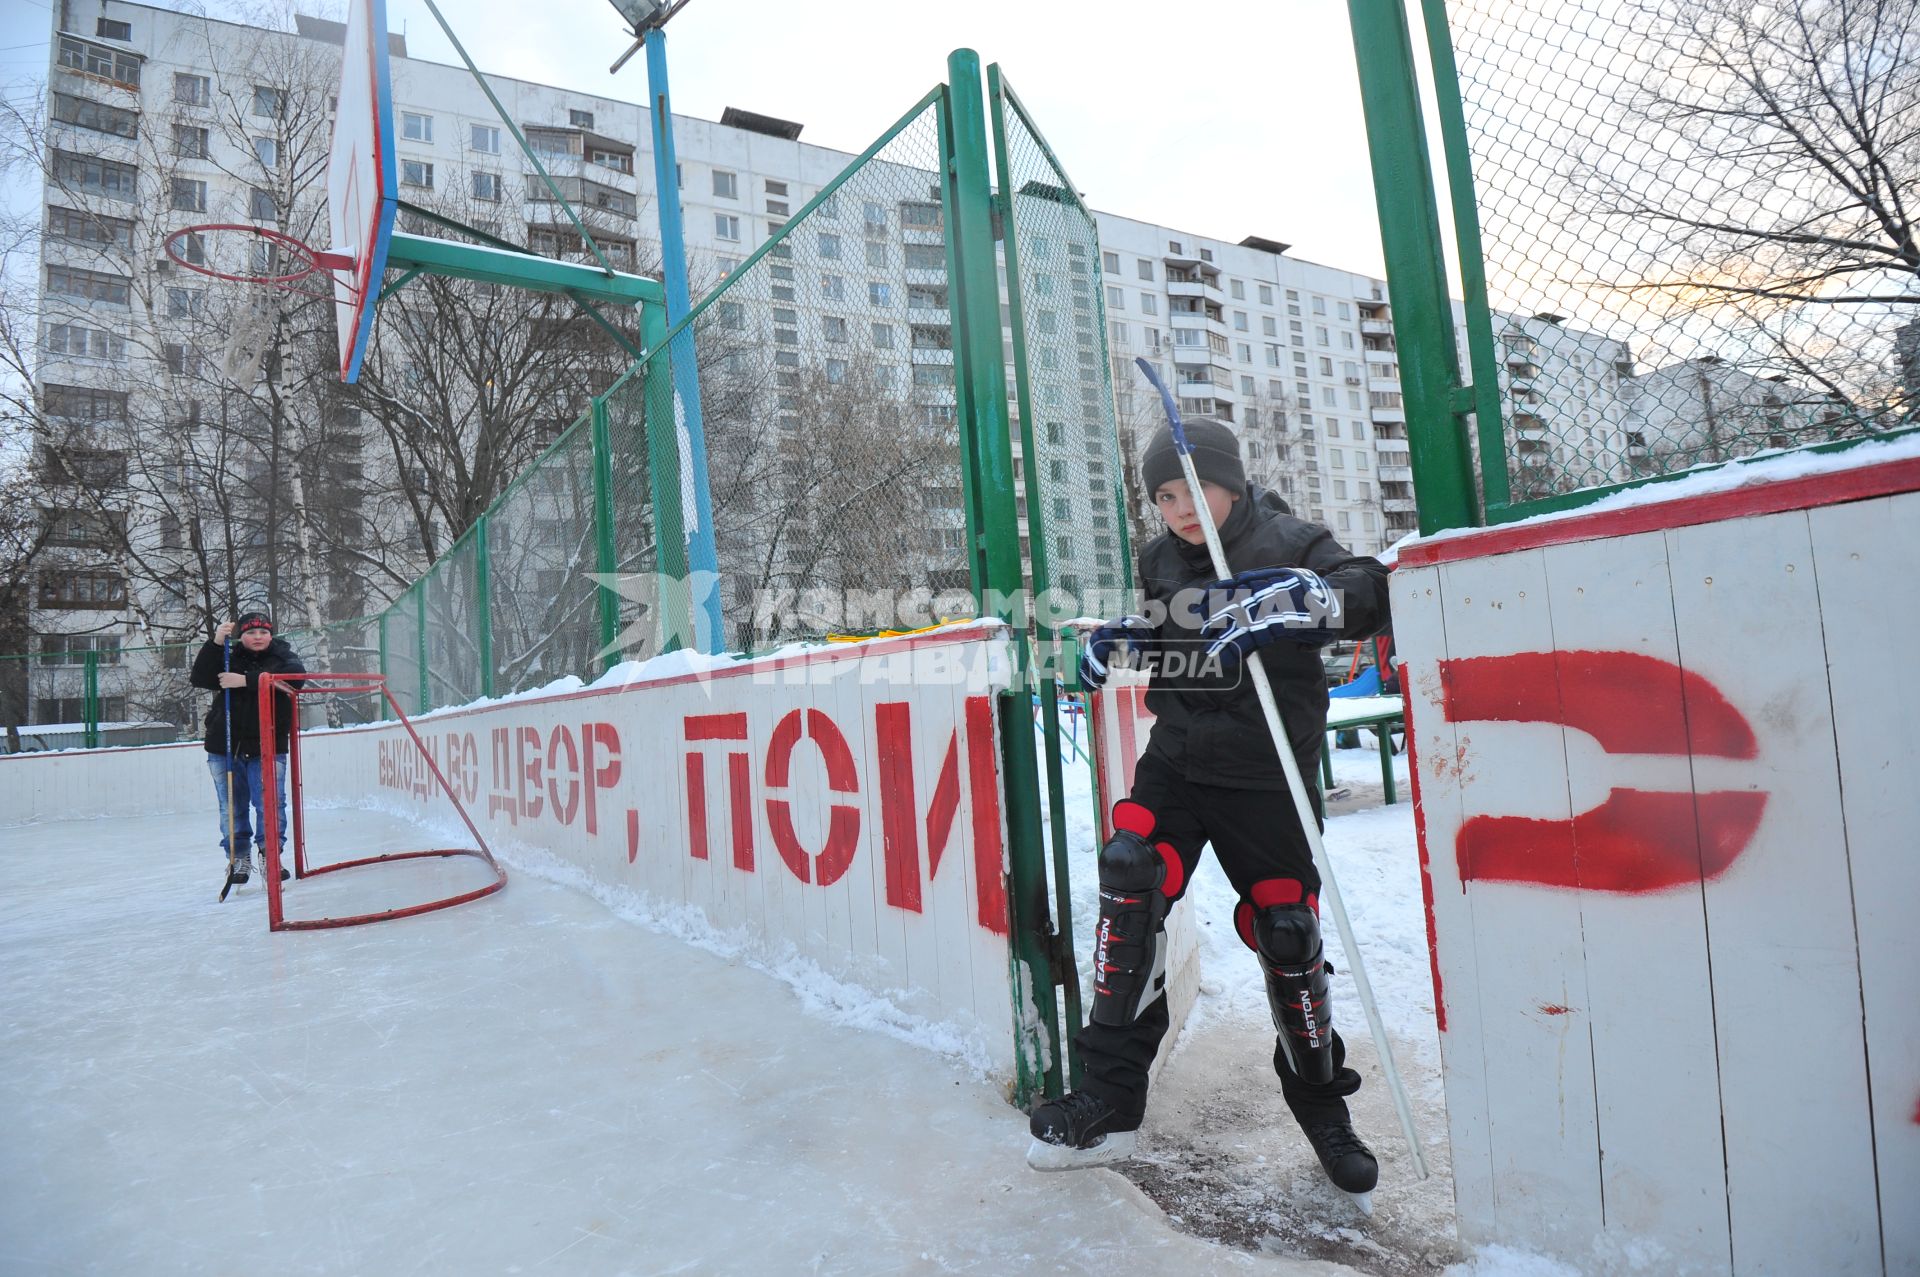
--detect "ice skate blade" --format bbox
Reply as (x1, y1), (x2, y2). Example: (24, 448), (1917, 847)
(1343, 1190), (1373, 1217)
(1025, 1130), (1138, 1172)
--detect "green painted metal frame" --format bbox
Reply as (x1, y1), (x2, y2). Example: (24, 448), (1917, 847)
(82, 650), (99, 748)
(946, 48), (1061, 1109)
(637, 305), (690, 651)
(384, 233), (663, 308)
(988, 62), (1095, 1093)
(1348, 0), (1481, 534)
(414, 585), (429, 713)
(590, 396), (621, 672)
(473, 514), (495, 699)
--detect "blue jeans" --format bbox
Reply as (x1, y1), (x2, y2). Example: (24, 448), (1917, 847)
(208, 755), (287, 859)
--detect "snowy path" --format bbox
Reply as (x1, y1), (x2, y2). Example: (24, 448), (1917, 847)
(0, 808), (1361, 1276)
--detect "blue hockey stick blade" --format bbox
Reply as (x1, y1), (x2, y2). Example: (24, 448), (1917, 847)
(1132, 356), (1191, 452)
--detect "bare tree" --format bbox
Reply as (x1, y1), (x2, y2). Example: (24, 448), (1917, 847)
(1592, 0), (1918, 424)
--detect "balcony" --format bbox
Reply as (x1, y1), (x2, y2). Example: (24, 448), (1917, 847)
(909, 346), (955, 366)
(1370, 405), (1407, 423)
(1364, 346), (1396, 362)
(1361, 319), (1392, 336)
(1166, 277), (1220, 301)
(1382, 497), (1418, 513)
(1379, 465), (1413, 483)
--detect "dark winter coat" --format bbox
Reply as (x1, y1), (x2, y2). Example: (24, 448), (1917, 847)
(189, 637), (307, 758)
(1138, 486), (1390, 789)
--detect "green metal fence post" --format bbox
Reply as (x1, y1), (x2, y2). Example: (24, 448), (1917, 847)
(1348, 0), (1481, 534)
(416, 587), (430, 712)
(82, 650), (99, 748)
(988, 62), (1085, 1092)
(590, 393), (621, 672)
(639, 302), (692, 653)
(474, 514), (495, 698)
(378, 611), (389, 685)
(946, 46), (1061, 1108)
(1419, 0), (1511, 520)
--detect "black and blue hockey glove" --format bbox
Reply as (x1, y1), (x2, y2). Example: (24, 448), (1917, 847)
(1077, 615), (1156, 690)
(1199, 566), (1343, 667)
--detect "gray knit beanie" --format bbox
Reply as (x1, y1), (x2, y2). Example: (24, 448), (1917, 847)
(1140, 416), (1246, 496)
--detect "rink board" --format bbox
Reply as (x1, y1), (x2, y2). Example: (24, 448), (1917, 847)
(1084, 675), (1201, 1079)
(1394, 458), (1920, 1276)
(0, 628), (1027, 1077)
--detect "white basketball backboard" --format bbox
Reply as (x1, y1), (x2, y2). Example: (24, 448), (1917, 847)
(326, 0), (397, 383)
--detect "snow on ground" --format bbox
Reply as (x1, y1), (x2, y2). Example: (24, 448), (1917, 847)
(1, 724), (1572, 1275)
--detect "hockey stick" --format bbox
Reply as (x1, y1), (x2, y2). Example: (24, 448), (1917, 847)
(217, 635), (240, 902)
(1133, 357), (1427, 1179)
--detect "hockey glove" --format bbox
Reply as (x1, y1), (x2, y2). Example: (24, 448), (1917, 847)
(1077, 615), (1156, 691)
(1199, 566), (1342, 666)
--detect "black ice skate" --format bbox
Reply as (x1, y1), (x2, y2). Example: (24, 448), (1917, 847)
(1025, 1090), (1140, 1172)
(1302, 1117), (1378, 1214)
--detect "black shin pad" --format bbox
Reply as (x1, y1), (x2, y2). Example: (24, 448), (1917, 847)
(1255, 902), (1336, 1085)
(1088, 830), (1171, 1027)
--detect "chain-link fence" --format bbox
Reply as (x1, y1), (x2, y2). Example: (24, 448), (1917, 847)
(1432, 0), (1915, 518)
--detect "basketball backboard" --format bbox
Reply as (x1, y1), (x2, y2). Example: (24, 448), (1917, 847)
(326, 0), (397, 383)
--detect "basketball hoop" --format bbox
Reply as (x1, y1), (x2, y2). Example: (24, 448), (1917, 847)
(165, 224), (355, 299)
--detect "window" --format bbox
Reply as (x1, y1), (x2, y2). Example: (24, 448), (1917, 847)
(1168, 240), (1183, 254)
(569, 108), (595, 129)
(1337, 301), (1351, 320)
(765, 199), (789, 217)
(1230, 279), (1245, 299)
(47, 208), (133, 251)
(1266, 344), (1282, 366)
(1341, 331), (1355, 349)
(1240, 375), (1255, 394)
(53, 93), (138, 139)
(471, 123), (501, 153)
(472, 171), (500, 201)
(1140, 294), (1158, 316)
(712, 169), (737, 199)
(173, 73), (210, 105)
(43, 508), (125, 549)
(97, 17), (133, 40)
(901, 202), (941, 229)
(38, 572), (126, 610)
(1333, 480), (1348, 500)
(51, 150), (136, 202)
(170, 178), (207, 212)
(1316, 326), (1329, 346)
(1237, 342), (1252, 361)
(1337, 511), (1351, 531)
(1330, 448), (1345, 470)
(1110, 320), (1128, 347)
(1323, 387), (1338, 407)
(863, 200), (887, 232)
(1137, 259), (1154, 281)
(864, 240), (889, 268)
(913, 364), (949, 386)
(251, 86), (283, 119)
(868, 281), (892, 306)
(711, 212), (741, 242)
(44, 323), (125, 361)
(401, 111), (433, 142)
(821, 274), (846, 301)
(1103, 251), (1119, 274)
(248, 186), (279, 219)
(253, 136), (279, 168)
(904, 244), (945, 270)
(1262, 317), (1277, 337)
(1355, 452), (1369, 472)
(1107, 286), (1125, 310)
(42, 383), (128, 421)
(1327, 419), (1342, 438)
(825, 359), (847, 384)
(1259, 284), (1273, 305)
(58, 37), (141, 87)
(1313, 296), (1327, 315)
(823, 316), (848, 343)
(45, 265), (130, 306)
(819, 232), (842, 260)
(1233, 311), (1249, 331)
(162, 342), (207, 376)
(871, 322), (895, 349)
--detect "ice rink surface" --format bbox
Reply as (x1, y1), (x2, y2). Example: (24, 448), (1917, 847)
(0, 805), (1365, 1276)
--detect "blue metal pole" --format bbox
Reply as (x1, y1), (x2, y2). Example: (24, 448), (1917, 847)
(644, 27), (723, 652)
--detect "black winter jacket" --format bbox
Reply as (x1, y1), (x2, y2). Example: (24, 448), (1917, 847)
(1138, 486), (1390, 789)
(189, 637), (307, 758)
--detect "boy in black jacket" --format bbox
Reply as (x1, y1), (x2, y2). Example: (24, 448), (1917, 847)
(189, 611), (306, 883)
(1029, 419), (1390, 1198)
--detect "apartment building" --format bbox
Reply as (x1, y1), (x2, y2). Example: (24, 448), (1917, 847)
(24, 0), (1634, 726)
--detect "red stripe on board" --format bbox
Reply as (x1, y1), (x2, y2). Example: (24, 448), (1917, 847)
(966, 695), (1010, 936)
(1457, 788), (1767, 893)
(1400, 456), (1920, 568)
(1439, 650), (1758, 759)
(925, 731), (961, 880)
(875, 702), (921, 914)
(686, 753), (710, 861)
(1402, 680), (1447, 1034)
(727, 751), (753, 872)
(685, 712), (749, 742)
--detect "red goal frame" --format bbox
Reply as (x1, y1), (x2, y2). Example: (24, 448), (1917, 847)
(257, 672), (506, 931)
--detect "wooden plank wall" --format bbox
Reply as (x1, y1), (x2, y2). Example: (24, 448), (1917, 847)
(1396, 490), (1917, 1275)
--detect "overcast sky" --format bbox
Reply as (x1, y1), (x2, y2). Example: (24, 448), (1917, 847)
(1, 0), (1390, 276)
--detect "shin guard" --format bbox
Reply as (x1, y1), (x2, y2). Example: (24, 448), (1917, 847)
(1088, 805), (1182, 1026)
(1254, 898), (1335, 1085)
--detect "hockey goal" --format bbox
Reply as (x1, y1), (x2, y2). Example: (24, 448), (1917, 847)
(256, 672), (506, 932)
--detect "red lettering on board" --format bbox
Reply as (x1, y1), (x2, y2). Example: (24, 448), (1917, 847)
(684, 713), (750, 868)
(546, 724), (580, 827)
(581, 722), (620, 836)
(517, 725), (545, 820)
(1439, 650), (1767, 893)
(764, 708), (859, 886)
